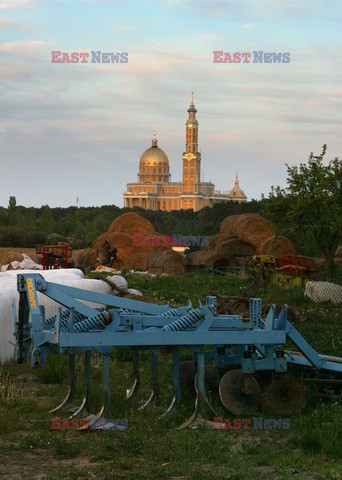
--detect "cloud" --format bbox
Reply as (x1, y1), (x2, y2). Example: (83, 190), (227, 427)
(242, 23), (255, 30)
(0, 39), (46, 54)
(0, 17), (29, 29)
(0, 0), (37, 10)
(201, 33), (217, 40)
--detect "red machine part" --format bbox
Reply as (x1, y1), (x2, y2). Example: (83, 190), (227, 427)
(41, 244), (70, 270)
(274, 256), (318, 277)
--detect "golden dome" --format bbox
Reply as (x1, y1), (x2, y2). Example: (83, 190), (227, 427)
(139, 138), (169, 167)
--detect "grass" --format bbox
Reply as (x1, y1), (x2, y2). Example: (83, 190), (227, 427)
(0, 270), (341, 479)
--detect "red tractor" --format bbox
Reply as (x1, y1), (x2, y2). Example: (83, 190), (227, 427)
(36, 243), (74, 270)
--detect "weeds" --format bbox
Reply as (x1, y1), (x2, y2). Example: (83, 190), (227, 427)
(0, 366), (24, 407)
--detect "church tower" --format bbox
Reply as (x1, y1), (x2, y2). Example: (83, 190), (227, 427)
(182, 92), (201, 196)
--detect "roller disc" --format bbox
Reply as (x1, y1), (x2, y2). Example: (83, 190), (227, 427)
(219, 370), (261, 415)
(179, 361), (197, 399)
(261, 375), (308, 416)
(195, 365), (220, 393)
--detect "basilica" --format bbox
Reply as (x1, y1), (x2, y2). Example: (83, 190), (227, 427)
(123, 96), (247, 211)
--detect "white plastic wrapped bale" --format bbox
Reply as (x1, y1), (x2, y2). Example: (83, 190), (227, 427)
(0, 276), (114, 362)
(126, 288), (143, 296)
(108, 275), (128, 292)
(304, 281), (342, 304)
(0, 287), (19, 361)
(0, 268), (84, 279)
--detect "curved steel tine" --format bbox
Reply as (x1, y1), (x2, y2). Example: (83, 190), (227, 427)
(158, 391), (176, 419)
(70, 351), (91, 418)
(138, 352), (159, 411)
(49, 387), (73, 414)
(79, 405), (105, 431)
(158, 351), (180, 419)
(126, 349), (140, 399)
(79, 353), (110, 431)
(49, 354), (76, 413)
(176, 411), (197, 430)
(177, 350), (216, 429)
(126, 374), (140, 400)
(177, 411), (217, 430)
(137, 388), (155, 411)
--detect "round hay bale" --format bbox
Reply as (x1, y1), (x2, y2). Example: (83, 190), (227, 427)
(217, 238), (256, 258)
(257, 236), (296, 256)
(92, 232), (108, 250)
(219, 213), (260, 235)
(208, 234), (221, 251)
(147, 252), (164, 274)
(185, 250), (207, 266)
(215, 233), (239, 252)
(108, 213), (154, 236)
(96, 245), (111, 265)
(77, 248), (98, 268)
(219, 214), (240, 235)
(147, 251), (185, 276)
(1, 252), (24, 266)
(124, 252), (150, 271)
(202, 252), (229, 268)
(133, 233), (172, 253)
(104, 232), (135, 265)
(234, 215), (274, 248)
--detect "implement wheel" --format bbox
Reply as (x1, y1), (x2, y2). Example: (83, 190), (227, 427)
(219, 370), (261, 415)
(261, 375), (308, 415)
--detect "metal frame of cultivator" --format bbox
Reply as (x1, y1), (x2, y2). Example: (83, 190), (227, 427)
(14, 273), (342, 429)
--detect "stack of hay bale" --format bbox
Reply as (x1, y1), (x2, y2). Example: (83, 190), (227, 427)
(77, 213), (186, 276)
(187, 213), (295, 268)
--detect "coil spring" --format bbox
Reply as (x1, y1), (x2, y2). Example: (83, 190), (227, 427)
(45, 309), (86, 330)
(161, 308), (204, 332)
(161, 307), (186, 317)
(73, 311), (113, 333)
(122, 309), (143, 315)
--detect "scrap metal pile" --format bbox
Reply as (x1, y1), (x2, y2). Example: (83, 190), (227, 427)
(14, 273), (342, 429)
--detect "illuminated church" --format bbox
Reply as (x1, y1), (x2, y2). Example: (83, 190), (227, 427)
(123, 95), (247, 211)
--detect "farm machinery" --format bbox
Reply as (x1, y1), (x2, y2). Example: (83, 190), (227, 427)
(251, 255), (318, 288)
(14, 273), (342, 429)
(36, 243), (74, 270)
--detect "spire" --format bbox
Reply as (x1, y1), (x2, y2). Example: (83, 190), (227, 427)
(188, 88), (197, 113)
(152, 130), (158, 147)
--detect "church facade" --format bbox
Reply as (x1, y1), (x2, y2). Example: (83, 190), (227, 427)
(123, 97), (247, 211)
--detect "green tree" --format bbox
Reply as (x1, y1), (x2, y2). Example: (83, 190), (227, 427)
(39, 205), (56, 234)
(8, 196), (17, 227)
(266, 145), (341, 274)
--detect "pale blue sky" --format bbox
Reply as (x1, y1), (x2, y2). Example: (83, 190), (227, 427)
(0, 0), (341, 207)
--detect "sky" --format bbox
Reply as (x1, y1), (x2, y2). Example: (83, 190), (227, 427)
(0, 0), (341, 208)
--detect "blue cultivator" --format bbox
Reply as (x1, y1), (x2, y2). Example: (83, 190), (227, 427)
(14, 274), (342, 429)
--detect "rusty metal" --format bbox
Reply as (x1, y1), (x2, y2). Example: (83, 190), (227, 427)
(261, 375), (308, 415)
(219, 369), (261, 415)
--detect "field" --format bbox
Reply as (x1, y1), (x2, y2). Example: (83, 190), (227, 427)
(0, 270), (341, 480)
(0, 247), (82, 266)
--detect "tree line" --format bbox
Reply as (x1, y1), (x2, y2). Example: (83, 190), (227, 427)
(1, 146), (340, 267)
